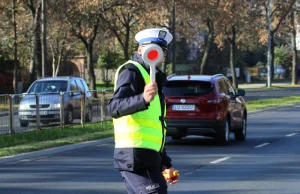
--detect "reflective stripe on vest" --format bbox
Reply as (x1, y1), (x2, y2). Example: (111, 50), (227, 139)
(113, 60), (166, 152)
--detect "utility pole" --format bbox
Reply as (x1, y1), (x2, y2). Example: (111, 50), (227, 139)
(171, 0), (176, 74)
(41, 0), (47, 77)
(267, 0), (272, 87)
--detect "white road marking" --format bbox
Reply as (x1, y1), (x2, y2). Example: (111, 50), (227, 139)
(210, 157), (231, 164)
(286, 133), (297, 137)
(255, 143), (270, 148)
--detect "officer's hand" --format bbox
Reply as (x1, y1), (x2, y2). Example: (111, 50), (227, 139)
(163, 167), (179, 185)
(143, 82), (158, 103)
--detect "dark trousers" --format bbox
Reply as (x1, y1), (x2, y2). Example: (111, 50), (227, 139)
(120, 168), (168, 194)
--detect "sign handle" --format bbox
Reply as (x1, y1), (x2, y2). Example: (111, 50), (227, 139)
(150, 64), (156, 83)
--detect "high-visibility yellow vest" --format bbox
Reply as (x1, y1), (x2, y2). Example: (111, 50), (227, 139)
(113, 60), (166, 152)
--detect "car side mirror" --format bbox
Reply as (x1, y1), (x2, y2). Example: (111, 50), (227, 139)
(237, 89), (245, 96)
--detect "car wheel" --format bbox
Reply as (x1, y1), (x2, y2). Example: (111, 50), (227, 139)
(85, 105), (93, 122)
(217, 118), (230, 145)
(64, 107), (73, 124)
(234, 117), (247, 141)
(20, 120), (29, 127)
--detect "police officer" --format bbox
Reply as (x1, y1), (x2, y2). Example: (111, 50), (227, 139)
(107, 28), (178, 194)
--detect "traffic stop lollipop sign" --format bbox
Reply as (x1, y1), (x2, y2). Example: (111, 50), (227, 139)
(142, 44), (164, 83)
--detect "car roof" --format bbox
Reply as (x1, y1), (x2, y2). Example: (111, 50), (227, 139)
(35, 76), (81, 82)
(167, 74), (225, 82)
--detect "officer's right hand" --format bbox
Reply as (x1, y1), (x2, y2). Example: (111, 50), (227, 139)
(143, 82), (158, 103)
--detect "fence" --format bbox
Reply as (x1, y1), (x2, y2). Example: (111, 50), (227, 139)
(0, 90), (113, 136)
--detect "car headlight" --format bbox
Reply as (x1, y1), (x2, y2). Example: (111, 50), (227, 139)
(19, 104), (28, 110)
(54, 103), (61, 109)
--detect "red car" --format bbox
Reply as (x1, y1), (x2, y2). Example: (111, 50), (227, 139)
(163, 74), (247, 144)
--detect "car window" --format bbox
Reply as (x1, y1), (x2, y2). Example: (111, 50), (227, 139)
(80, 79), (90, 91)
(70, 80), (79, 91)
(163, 81), (213, 96)
(218, 80), (227, 94)
(224, 79), (236, 96)
(27, 80), (68, 93)
(75, 79), (85, 92)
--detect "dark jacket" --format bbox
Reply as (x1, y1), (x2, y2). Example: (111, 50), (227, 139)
(107, 52), (172, 171)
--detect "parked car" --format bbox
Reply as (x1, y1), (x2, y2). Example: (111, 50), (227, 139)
(163, 74), (247, 144)
(18, 76), (93, 127)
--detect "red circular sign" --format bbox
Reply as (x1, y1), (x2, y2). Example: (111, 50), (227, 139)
(147, 50), (159, 61)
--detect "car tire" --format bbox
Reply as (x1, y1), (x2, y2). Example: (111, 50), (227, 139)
(85, 105), (93, 122)
(64, 107), (73, 124)
(216, 118), (230, 145)
(20, 120), (29, 127)
(234, 117), (247, 141)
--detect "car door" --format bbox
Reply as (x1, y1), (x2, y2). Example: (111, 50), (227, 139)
(69, 79), (81, 118)
(224, 79), (243, 126)
(217, 79), (236, 125)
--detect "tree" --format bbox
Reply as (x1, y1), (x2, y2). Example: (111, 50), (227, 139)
(97, 50), (122, 86)
(289, 6), (298, 85)
(63, 0), (122, 92)
(23, 0), (42, 83)
(177, 0), (221, 75)
(47, 1), (74, 77)
(258, 0), (296, 86)
(214, 1), (256, 88)
(101, 2), (142, 60)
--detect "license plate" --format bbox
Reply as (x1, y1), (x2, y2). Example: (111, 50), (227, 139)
(172, 104), (195, 111)
(32, 111), (47, 116)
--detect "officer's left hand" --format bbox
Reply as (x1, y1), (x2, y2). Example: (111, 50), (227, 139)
(163, 167), (179, 185)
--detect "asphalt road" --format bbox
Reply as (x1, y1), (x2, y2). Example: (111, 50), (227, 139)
(1, 104), (300, 193)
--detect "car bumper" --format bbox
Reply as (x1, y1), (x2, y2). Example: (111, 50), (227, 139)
(165, 119), (226, 136)
(19, 110), (61, 122)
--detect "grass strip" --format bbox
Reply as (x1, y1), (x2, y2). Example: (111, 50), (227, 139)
(0, 122), (113, 157)
(246, 96), (300, 111)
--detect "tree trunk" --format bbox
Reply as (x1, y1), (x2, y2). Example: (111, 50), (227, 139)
(124, 25), (130, 60)
(55, 49), (63, 77)
(12, 0), (18, 94)
(28, 2), (42, 84)
(229, 26), (238, 88)
(290, 11), (297, 85)
(86, 39), (96, 92)
(200, 19), (213, 75)
(270, 31), (275, 81)
(51, 45), (56, 77)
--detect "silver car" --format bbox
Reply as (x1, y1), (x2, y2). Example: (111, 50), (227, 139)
(18, 77), (93, 127)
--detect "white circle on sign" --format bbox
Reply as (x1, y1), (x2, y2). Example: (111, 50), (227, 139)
(142, 44), (164, 66)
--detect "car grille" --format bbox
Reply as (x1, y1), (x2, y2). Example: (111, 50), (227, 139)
(30, 104), (50, 108)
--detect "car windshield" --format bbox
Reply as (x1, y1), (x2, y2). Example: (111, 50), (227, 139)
(28, 80), (68, 94)
(163, 81), (213, 96)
